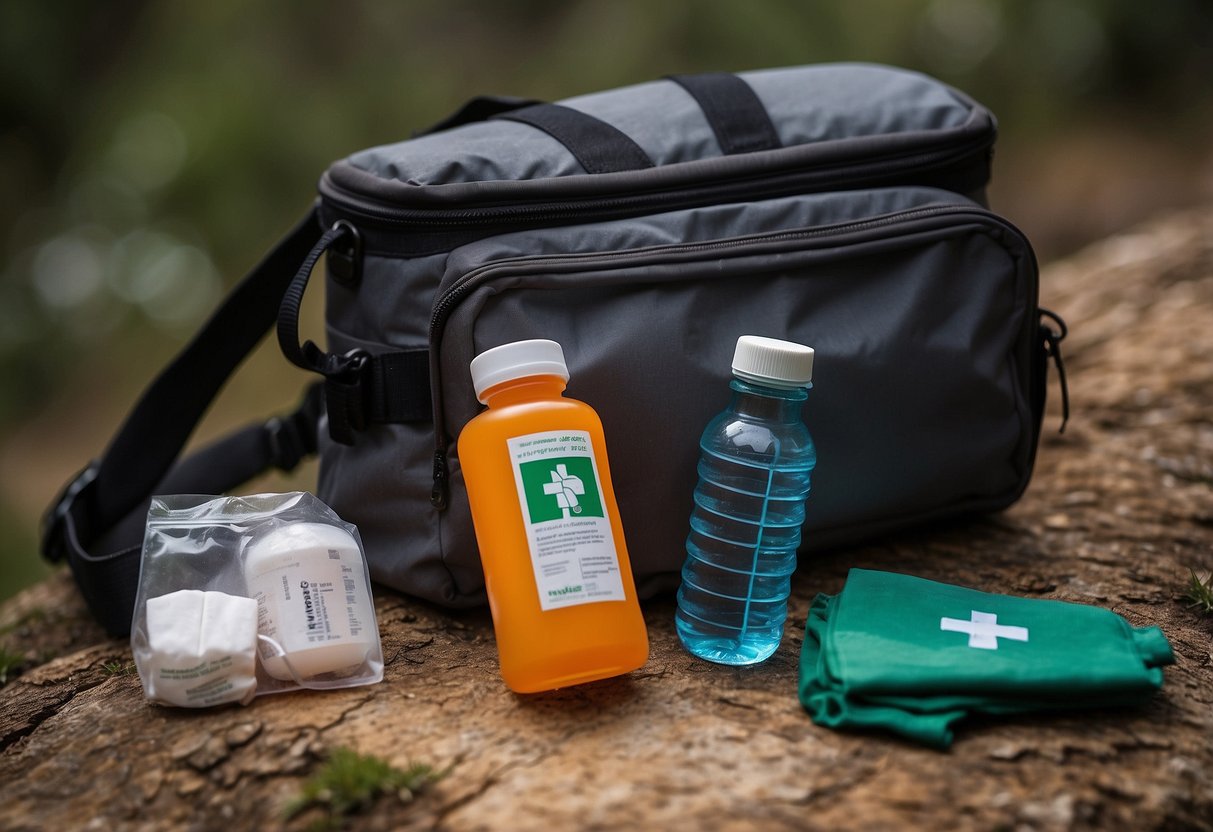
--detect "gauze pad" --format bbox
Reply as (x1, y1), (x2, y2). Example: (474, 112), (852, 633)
(141, 589), (258, 708)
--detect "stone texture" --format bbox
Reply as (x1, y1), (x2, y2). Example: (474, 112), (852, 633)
(2, 207), (1212, 831)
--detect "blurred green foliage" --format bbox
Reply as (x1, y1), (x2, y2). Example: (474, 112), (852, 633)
(1, 0), (1210, 600)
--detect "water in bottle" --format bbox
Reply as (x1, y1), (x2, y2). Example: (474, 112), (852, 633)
(676, 335), (817, 665)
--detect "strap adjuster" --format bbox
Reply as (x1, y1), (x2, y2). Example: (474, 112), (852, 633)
(1039, 308), (1070, 434)
(40, 462), (99, 563)
(265, 384), (323, 470)
(324, 349), (372, 446)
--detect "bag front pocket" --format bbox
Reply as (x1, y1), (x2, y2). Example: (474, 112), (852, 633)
(429, 189), (1039, 596)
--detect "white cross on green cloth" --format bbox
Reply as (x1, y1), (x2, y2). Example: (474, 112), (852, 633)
(799, 569), (1174, 748)
(939, 610), (1029, 650)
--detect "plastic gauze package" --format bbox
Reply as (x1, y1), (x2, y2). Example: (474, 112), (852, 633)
(140, 589), (259, 708)
(132, 492), (384, 704)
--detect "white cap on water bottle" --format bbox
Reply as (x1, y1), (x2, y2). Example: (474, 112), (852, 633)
(470, 339), (570, 403)
(731, 335), (814, 388)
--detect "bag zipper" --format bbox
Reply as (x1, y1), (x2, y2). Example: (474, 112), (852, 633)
(320, 138), (992, 253)
(427, 202), (1030, 509)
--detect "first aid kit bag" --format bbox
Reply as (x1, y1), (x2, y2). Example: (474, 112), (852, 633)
(42, 63), (1067, 635)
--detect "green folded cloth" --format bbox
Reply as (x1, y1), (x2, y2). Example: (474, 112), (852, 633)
(799, 568), (1174, 749)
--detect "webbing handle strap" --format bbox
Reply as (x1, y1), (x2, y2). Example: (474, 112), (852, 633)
(668, 72), (782, 155)
(495, 103), (654, 174)
(495, 75), (781, 174)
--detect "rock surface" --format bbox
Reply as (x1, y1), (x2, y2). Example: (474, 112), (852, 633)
(2, 208), (1212, 831)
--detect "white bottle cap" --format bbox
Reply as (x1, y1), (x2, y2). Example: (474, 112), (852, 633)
(470, 339), (570, 403)
(731, 335), (814, 388)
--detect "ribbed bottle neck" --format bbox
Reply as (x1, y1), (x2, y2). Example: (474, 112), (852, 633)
(728, 377), (809, 422)
(480, 374), (568, 408)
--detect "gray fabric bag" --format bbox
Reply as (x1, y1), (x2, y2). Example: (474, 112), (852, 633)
(44, 63), (1067, 634)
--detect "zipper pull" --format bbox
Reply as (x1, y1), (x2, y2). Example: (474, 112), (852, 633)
(1040, 308), (1070, 434)
(431, 449), (449, 510)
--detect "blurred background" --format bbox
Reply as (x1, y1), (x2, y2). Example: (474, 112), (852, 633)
(2, 0), (1211, 601)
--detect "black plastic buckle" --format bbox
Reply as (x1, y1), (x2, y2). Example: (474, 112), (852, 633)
(1040, 308), (1070, 434)
(265, 384), (324, 471)
(324, 348), (372, 445)
(264, 416), (306, 473)
(321, 347), (370, 385)
(40, 462), (99, 563)
(326, 220), (363, 289)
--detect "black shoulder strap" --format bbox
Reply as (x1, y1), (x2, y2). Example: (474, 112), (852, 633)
(495, 103), (654, 174)
(41, 207), (327, 636)
(668, 72), (782, 155)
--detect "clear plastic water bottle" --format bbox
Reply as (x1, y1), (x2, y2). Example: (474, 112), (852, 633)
(676, 335), (817, 665)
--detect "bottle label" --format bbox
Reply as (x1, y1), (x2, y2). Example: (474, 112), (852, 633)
(507, 430), (627, 610)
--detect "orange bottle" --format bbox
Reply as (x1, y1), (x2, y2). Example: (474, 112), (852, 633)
(458, 339), (649, 693)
